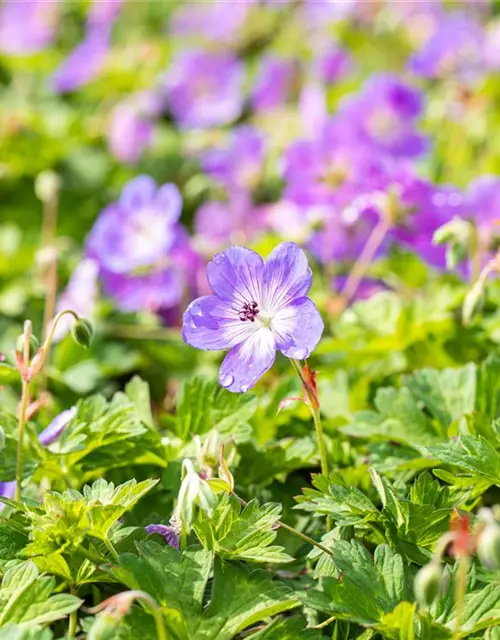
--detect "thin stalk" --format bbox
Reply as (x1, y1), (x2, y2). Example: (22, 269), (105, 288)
(130, 592), (167, 640)
(235, 494), (334, 558)
(15, 321), (32, 502)
(454, 555), (469, 640)
(289, 359), (328, 477)
(340, 216), (391, 305)
(103, 537), (120, 564)
(41, 190), (59, 343)
(68, 608), (77, 638)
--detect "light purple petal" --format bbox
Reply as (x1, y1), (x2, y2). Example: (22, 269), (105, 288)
(207, 247), (264, 305)
(262, 242), (312, 311)
(38, 407), (77, 446)
(182, 295), (254, 351)
(273, 297), (324, 359)
(154, 183), (182, 225)
(120, 175), (157, 210)
(219, 329), (275, 393)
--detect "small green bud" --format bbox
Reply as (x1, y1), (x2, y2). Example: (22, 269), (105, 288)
(88, 612), (121, 640)
(414, 562), (443, 607)
(477, 524), (500, 570)
(16, 333), (39, 360)
(71, 317), (94, 349)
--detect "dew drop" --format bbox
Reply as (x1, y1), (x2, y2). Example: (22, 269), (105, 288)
(220, 374), (234, 388)
(240, 384), (250, 393)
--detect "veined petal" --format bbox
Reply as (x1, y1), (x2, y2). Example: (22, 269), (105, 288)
(219, 329), (275, 393)
(120, 175), (157, 209)
(182, 295), (256, 351)
(262, 242), (312, 312)
(207, 247), (264, 306)
(273, 297), (324, 359)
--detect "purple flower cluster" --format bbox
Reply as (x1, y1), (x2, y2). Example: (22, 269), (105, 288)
(86, 176), (201, 315)
(0, 0), (60, 55)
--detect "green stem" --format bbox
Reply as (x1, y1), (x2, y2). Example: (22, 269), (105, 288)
(454, 554), (469, 640)
(104, 537), (120, 564)
(43, 309), (80, 353)
(289, 359), (328, 477)
(133, 592), (167, 640)
(15, 320), (32, 502)
(68, 608), (77, 638)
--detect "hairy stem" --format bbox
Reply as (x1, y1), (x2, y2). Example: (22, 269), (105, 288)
(15, 321), (32, 502)
(454, 554), (469, 640)
(289, 359), (328, 477)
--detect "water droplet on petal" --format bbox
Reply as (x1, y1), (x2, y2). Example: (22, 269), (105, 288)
(220, 374), (234, 388)
(240, 384), (250, 393)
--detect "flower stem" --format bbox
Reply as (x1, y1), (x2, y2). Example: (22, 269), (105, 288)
(340, 216), (391, 305)
(15, 321), (32, 502)
(104, 537), (120, 564)
(289, 359), (328, 477)
(131, 592), (167, 640)
(235, 494), (334, 558)
(454, 554), (469, 640)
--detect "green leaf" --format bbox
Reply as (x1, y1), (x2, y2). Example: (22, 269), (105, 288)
(428, 436), (500, 486)
(194, 495), (293, 564)
(249, 616), (323, 639)
(125, 376), (154, 428)
(0, 626), (52, 640)
(19, 594), (82, 626)
(0, 364), (17, 386)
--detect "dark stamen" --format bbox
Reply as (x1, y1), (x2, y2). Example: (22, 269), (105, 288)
(238, 300), (260, 322)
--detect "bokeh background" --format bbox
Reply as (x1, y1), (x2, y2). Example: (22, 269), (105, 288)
(2, 0), (500, 411)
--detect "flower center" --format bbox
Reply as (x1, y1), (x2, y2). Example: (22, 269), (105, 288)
(238, 301), (260, 322)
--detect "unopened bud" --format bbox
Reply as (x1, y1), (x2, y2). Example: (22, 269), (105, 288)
(34, 170), (61, 203)
(477, 524), (500, 570)
(414, 562), (443, 607)
(88, 612), (121, 640)
(16, 333), (39, 360)
(71, 317), (94, 349)
(433, 218), (471, 246)
(463, 282), (485, 325)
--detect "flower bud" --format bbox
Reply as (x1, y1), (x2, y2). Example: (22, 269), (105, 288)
(88, 612), (121, 640)
(477, 524), (500, 570)
(176, 459), (216, 532)
(16, 333), (39, 360)
(34, 170), (61, 203)
(414, 562), (443, 607)
(71, 317), (94, 349)
(462, 282), (485, 326)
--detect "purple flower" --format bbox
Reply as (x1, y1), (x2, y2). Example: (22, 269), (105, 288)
(200, 126), (265, 193)
(465, 175), (500, 245)
(53, 259), (99, 342)
(170, 0), (255, 45)
(314, 47), (352, 85)
(0, 0), (59, 55)
(87, 176), (182, 274)
(251, 56), (297, 111)
(194, 196), (268, 253)
(164, 50), (245, 129)
(38, 407), (77, 447)
(338, 73), (428, 158)
(145, 524), (180, 549)
(0, 482), (16, 504)
(182, 242), (324, 393)
(52, 27), (110, 93)
(87, 0), (123, 29)
(334, 276), (387, 301)
(409, 13), (484, 83)
(107, 92), (163, 164)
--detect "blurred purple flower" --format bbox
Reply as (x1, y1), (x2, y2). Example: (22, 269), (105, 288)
(52, 27), (110, 93)
(265, 200), (325, 244)
(251, 56), (297, 111)
(182, 242), (324, 393)
(170, 0), (255, 45)
(299, 83), (328, 139)
(465, 175), (500, 244)
(338, 73), (428, 158)
(164, 50), (245, 128)
(87, 176), (182, 274)
(87, 0), (123, 29)
(145, 524), (180, 549)
(200, 126), (265, 193)
(194, 196), (268, 252)
(315, 47), (352, 84)
(0, 0), (59, 55)
(409, 13), (484, 83)
(53, 259), (99, 343)
(38, 407), (77, 447)
(334, 276), (387, 301)
(108, 92), (163, 164)
(0, 482), (16, 507)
